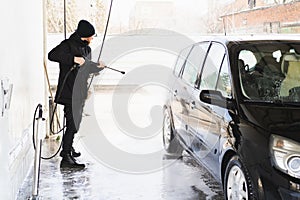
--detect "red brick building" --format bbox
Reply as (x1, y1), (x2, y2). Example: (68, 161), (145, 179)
(220, 0), (300, 34)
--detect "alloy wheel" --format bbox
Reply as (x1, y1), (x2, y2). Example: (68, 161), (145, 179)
(163, 111), (172, 150)
(226, 165), (248, 200)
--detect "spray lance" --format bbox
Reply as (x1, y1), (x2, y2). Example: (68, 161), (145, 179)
(86, 0), (125, 90)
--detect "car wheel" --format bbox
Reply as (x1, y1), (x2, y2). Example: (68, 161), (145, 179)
(224, 155), (256, 200)
(162, 109), (183, 157)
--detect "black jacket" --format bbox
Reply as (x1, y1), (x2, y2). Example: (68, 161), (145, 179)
(48, 32), (102, 105)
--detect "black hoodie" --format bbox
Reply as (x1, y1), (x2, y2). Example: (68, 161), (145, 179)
(48, 32), (102, 105)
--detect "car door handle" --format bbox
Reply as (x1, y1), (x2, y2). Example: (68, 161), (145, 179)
(190, 101), (195, 109)
(173, 90), (177, 97)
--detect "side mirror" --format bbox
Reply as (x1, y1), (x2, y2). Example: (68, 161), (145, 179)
(200, 90), (234, 109)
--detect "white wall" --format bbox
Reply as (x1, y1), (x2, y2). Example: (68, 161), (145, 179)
(0, 0), (45, 199)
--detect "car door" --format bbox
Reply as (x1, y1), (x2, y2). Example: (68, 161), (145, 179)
(177, 42), (209, 147)
(171, 42), (210, 147)
(188, 42), (232, 172)
(169, 45), (193, 143)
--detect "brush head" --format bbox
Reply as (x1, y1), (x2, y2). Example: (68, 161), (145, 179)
(121, 71), (125, 74)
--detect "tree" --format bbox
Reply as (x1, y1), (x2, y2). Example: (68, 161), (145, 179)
(47, 0), (78, 33)
(46, 0), (105, 33)
(93, 0), (106, 33)
(201, 2), (226, 34)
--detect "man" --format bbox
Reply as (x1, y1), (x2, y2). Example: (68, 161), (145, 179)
(48, 20), (105, 169)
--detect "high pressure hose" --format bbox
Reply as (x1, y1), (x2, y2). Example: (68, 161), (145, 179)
(32, 103), (65, 160)
(88, 0), (114, 90)
(49, 66), (76, 135)
(32, 104), (41, 151)
(97, 0), (113, 63)
(33, 65), (76, 160)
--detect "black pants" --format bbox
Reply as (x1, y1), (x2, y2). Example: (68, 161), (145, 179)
(62, 103), (83, 155)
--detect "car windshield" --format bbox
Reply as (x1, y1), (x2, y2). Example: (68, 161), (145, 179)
(237, 41), (300, 103)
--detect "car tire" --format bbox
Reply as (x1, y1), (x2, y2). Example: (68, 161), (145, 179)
(162, 109), (183, 157)
(224, 155), (256, 200)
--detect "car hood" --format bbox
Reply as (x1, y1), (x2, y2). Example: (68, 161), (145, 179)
(240, 103), (300, 141)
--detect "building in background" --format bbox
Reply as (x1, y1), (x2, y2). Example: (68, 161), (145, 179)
(217, 0), (300, 34)
(128, 0), (300, 35)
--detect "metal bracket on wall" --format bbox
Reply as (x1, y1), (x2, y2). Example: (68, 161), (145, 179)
(1, 78), (13, 117)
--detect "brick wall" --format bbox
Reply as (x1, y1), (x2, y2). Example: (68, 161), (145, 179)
(222, 1), (300, 34)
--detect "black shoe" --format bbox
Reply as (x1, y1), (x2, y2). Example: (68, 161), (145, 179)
(60, 153), (85, 169)
(71, 147), (81, 157)
(60, 148), (81, 158)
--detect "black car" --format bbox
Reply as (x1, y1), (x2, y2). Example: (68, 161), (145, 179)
(162, 35), (300, 200)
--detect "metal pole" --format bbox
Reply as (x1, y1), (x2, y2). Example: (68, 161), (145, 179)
(64, 0), (66, 39)
(32, 123), (42, 197)
(32, 105), (43, 198)
(43, 0), (50, 138)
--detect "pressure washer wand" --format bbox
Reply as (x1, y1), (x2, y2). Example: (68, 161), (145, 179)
(105, 66), (125, 74)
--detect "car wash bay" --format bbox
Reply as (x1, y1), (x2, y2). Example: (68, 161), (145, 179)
(17, 86), (223, 200)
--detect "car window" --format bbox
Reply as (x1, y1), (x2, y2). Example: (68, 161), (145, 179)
(217, 55), (232, 98)
(182, 42), (209, 86)
(173, 45), (192, 77)
(236, 41), (300, 103)
(199, 42), (226, 91)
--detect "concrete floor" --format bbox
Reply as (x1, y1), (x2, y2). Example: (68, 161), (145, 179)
(17, 88), (224, 200)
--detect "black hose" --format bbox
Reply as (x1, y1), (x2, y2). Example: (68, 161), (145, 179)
(32, 104), (64, 160)
(32, 104), (40, 150)
(33, 67), (75, 159)
(49, 103), (64, 135)
(40, 66), (77, 159)
(88, 0), (114, 90)
(97, 0), (114, 63)
(49, 65), (76, 135)
(40, 116), (64, 160)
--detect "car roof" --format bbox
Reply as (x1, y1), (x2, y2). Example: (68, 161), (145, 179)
(192, 34), (300, 44)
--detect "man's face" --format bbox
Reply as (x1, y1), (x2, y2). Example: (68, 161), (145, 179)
(82, 36), (94, 45)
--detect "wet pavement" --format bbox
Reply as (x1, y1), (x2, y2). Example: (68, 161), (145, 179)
(17, 88), (224, 200)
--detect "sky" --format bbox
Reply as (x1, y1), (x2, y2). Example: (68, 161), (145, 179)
(109, 0), (135, 25)
(71, 0), (214, 34)
(102, 0), (209, 27)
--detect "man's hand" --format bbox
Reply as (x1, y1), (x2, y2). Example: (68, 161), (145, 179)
(98, 61), (106, 69)
(74, 57), (85, 66)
